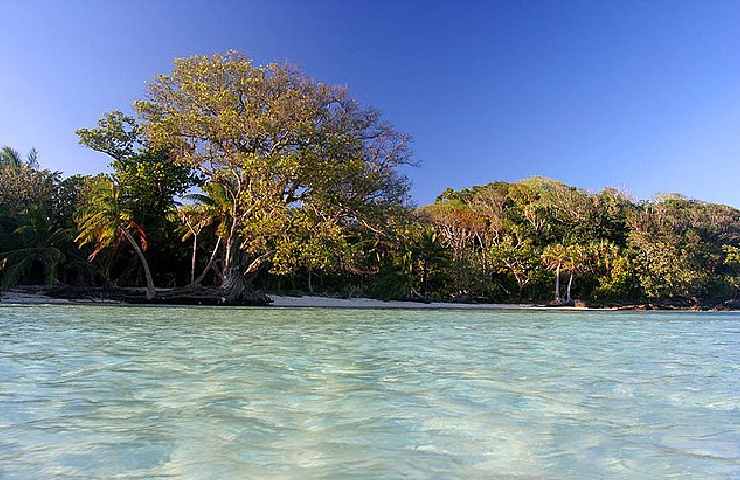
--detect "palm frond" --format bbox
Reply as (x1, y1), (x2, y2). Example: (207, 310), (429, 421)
(183, 192), (214, 205)
(0, 247), (64, 289)
(0, 146), (22, 167)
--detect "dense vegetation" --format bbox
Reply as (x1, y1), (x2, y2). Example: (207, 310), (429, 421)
(2, 52), (740, 308)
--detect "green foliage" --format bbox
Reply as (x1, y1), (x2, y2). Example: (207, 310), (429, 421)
(419, 178), (740, 306)
(134, 51), (412, 299)
(368, 223), (452, 300)
(0, 163), (58, 216)
(625, 196), (739, 304)
(3, 52), (740, 308)
(75, 176), (132, 259)
(0, 146), (38, 168)
(75, 176), (157, 298)
(590, 250), (638, 303)
(489, 237), (541, 296)
(76, 112), (141, 160)
(51, 175), (89, 229)
(0, 248), (63, 289)
(0, 148), (80, 289)
(76, 112), (196, 289)
(0, 205), (66, 288)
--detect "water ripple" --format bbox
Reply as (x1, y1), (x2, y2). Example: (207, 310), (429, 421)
(0, 306), (738, 479)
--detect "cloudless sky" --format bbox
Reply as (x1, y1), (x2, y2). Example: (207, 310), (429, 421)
(2, 0), (740, 205)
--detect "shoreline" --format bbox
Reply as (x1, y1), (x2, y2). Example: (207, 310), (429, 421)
(0, 288), (596, 310)
(268, 295), (593, 311)
(2, 288), (734, 312)
(0, 288), (702, 311)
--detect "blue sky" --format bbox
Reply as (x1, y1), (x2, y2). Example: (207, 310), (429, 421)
(2, 0), (740, 206)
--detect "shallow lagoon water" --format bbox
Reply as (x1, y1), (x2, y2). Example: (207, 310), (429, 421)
(0, 306), (739, 479)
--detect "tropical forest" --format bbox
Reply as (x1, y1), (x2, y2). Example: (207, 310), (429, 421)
(2, 52), (739, 309)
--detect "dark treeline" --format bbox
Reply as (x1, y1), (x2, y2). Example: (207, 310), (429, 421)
(2, 52), (740, 307)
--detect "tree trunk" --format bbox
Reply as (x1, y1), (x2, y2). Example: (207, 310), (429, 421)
(221, 222), (245, 300)
(220, 219), (271, 303)
(222, 249), (264, 303)
(222, 252), (247, 302)
(307, 269), (313, 293)
(566, 272), (574, 304)
(221, 254), (270, 304)
(422, 261), (428, 299)
(223, 268), (248, 302)
(223, 206), (240, 277)
(554, 263), (561, 304)
(224, 234), (234, 275)
(121, 229), (156, 300)
(194, 236), (221, 286)
(190, 235), (198, 286)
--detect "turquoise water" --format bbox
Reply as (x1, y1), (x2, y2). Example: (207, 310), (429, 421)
(0, 306), (739, 479)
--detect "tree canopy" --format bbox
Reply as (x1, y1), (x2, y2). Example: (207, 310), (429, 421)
(2, 52), (740, 309)
(134, 52), (412, 300)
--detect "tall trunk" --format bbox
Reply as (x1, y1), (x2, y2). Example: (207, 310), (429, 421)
(224, 234), (234, 275)
(222, 252), (267, 303)
(566, 272), (574, 304)
(223, 268), (247, 302)
(554, 263), (561, 303)
(223, 200), (240, 276)
(222, 253), (246, 301)
(222, 220), (242, 296)
(194, 236), (221, 286)
(422, 261), (428, 299)
(516, 274), (527, 302)
(121, 229), (156, 300)
(190, 235), (198, 286)
(222, 242), (253, 303)
(307, 269), (313, 293)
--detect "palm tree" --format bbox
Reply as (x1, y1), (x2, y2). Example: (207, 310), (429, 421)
(542, 243), (568, 304)
(414, 227), (450, 299)
(75, 176), (156, 299)
(0, 147), (20, 167)
(0, 205), (65, 289)
(0, 146), (39, 168)
(543, 243), (589, 304)
(183, 182), (232, 286)
(563, 246), (581, 304)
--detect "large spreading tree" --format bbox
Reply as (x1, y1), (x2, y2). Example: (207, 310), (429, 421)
(135, 51), (412, 301)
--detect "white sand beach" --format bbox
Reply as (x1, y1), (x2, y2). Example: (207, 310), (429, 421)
(264, 295), (592, 310)
(0, 289), (69, 304)
(0, 288), (593, 310)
